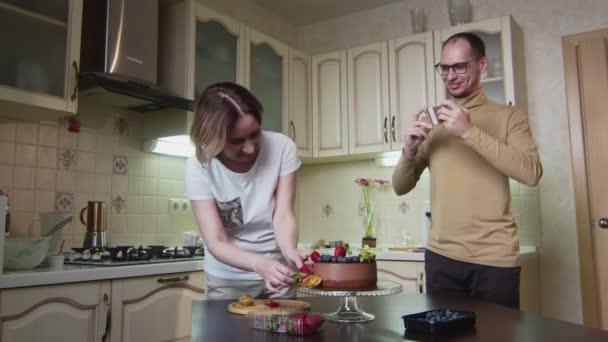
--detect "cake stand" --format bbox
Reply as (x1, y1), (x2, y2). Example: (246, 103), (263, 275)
(297, 280), (402, 323)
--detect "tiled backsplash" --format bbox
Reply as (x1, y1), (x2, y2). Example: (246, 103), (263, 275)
(296, 159), (541, 247)
(0, 103), (198, 249)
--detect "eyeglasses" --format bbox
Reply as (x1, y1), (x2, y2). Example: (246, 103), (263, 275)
(434, 59), (478, 76)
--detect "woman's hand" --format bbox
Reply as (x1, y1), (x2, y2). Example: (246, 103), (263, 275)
(252, 256), (297, 293)
(284, 248), (313, 270)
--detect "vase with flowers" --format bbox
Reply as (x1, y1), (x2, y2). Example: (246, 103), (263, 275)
(355, 177), (390, 248)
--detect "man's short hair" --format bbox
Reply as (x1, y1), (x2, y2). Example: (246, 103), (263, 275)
(442, 32), (486, 59)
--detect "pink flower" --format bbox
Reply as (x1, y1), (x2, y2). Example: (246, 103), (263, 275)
(374, 179), (390, 185)
(355, 177), (372, 186)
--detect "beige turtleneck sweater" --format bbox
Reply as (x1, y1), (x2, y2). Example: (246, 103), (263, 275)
(392, 88), (542, 267)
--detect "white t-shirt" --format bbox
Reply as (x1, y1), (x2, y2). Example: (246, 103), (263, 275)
(184, 131), (301, 280)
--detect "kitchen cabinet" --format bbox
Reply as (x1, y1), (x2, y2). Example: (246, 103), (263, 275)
(245, 28), (289, 134)
(0, 0), (82, 121)
(433, 16), (527, 108)
(311, 50), (349, 157)
(193, 2), (245, 99)
(288, 48), (313, 158)
(347, 41), (390, 154)
(377, 260), (425, 294)
(0, 280), (111, 342)
(110, 271), (205, 342)
(388, 32), (436, 151)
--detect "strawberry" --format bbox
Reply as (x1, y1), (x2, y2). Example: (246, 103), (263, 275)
(299, 265), (312, 275)
(265, 300), (280, 308)
(303, 314), (324, 333)
(310, 251), (320, 262)
(334, 245), (347, 257)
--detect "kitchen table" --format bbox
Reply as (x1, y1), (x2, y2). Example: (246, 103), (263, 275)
(190, 293), (608, 341)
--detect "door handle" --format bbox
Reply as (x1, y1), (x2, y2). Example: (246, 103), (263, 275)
(391, 116), (396, 142)
(599, 218), (608, 228)
(102, 293), (111, 342)
(290, 120), (296, 141)
(383, 117), (388, 143)
(157, 275), (190, 284)
(71, 61), (79, 102)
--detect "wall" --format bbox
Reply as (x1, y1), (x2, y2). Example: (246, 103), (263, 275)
(296, 0), (608, 324)
(0, 102), (198, 249)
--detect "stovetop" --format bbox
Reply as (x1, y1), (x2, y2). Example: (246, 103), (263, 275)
(65, 255), (204, 267)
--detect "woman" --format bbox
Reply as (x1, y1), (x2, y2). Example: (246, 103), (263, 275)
(185, 82), (309, 300)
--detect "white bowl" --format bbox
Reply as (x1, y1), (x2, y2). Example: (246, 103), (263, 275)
(3, 237), (50, 270)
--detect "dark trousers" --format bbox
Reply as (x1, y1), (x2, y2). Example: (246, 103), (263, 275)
(425, 249), (521, 309)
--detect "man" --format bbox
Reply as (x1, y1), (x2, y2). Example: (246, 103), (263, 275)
(392, 32), (542, 309)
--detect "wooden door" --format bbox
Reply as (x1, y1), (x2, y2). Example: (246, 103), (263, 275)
(312, 50), (349, 157)
(388, 32), (435, 151)
(289, 48), (313, 157)
(563, 28), (608, 329)
(111, 272), (205, 342)
(347, 41), (390, 154)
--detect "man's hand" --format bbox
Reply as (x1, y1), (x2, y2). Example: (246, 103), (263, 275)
(436, 100), (473, 138)
(402, 109), (433, 159)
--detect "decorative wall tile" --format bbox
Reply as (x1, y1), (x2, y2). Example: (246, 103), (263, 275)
(57, 148), (78, 171)
(113, 155), (128, 175)
(114, 117), (130, 136)
(55, 192), (74, 212)
(111, 195), (127, 215)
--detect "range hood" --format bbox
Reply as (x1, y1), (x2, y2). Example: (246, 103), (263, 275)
(79, 0), (195, 157)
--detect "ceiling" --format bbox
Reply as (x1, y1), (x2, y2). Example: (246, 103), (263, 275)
(250, 0), (405, 26)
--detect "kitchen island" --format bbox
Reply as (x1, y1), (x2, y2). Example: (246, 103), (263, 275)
(191, 293), (608, 341)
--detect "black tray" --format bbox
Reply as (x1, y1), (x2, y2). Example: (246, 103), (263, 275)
(402, 309), (476, 334)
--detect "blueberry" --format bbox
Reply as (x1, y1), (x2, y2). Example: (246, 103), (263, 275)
(330, 257), (338, 263)
(338, 257), (347, 263)
(351, 256), (360, 263)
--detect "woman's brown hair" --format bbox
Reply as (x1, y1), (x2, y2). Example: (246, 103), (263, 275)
(190, 82), (263, 164)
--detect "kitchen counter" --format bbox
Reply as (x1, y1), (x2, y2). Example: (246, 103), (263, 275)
(191, 293), (608, 341)
(303, 245), (537, 261)
(0, 258), (204, 289)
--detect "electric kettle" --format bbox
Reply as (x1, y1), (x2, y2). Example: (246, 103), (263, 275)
(80, 201), (108, 248)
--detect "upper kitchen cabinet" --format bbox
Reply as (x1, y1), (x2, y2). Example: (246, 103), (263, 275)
(289, 48), (313, 158)
(312, 50), (349, 157)
(434, 16), (527, 109)
(0, 0), (82, 121)
(244, 28), (289, 134)
(388, 32), (436, 151)
(347, 41), (390, 154)
(194, 2), (245, 98)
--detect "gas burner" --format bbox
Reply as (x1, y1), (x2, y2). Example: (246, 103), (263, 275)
(65, 245), (204, 266)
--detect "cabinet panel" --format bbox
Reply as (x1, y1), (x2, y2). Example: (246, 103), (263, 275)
(434, 16), (526, 109)
(0, 0), (82, 119)
(289, 48), (313, 157)
(112, 272), (205, 342)
(377, 260), (425, 294)
(0, 281), (110, 342)
(347, 42), (390, 154)
(194, 3), (245, 98)
(389, 32), (435, 151)
(312, 51), (349, 157)
(245, 29), (289, 134)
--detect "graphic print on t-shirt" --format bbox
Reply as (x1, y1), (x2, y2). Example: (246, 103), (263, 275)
(216, 197), (243, 235)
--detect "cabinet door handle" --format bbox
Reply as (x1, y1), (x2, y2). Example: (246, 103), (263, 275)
(71, 61), (79, 102)
(102, 293), (111, 342)
(391, 116), (396, 142)
(508, 101), (513, 106)
(418, 272), (424, 294)
(290, 120), (296, 141)
(383, 117), (388, 143)
(157, 275), (190, 284)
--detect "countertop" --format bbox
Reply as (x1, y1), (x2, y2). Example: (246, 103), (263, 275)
(191, 293), (608, 341)
(0, 246), (537, 290)
(303, 245), (537, 262)
(0, 258), (204, 289)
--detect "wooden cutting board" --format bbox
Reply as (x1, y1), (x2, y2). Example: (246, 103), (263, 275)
(227, 299), (311, 315)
